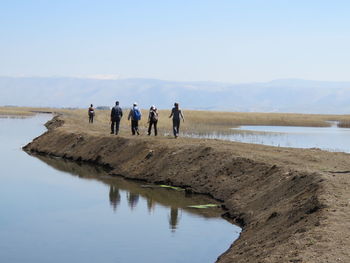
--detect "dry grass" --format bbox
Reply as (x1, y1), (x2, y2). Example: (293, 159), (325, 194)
(3, 106), (350, 136)
(0, 107), (35, 117)
(0, 106), (57, 117)
(337, 120), (350, 128)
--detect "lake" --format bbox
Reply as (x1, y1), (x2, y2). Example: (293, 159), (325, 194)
(0, 115), (240, 263)
(186, 122), (350, 153)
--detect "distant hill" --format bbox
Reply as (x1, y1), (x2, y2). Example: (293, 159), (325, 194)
(1, 76), (350, 114)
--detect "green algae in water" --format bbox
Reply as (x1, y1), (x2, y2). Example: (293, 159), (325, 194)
(188, 204), (220, 209)
(159, 184), (185, 191)
(140, 184), (185, 191)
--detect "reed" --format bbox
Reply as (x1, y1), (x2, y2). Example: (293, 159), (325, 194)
(3, 106), (350, 137)
(337, 121), (350, 128)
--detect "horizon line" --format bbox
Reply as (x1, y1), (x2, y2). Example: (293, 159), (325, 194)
(2, 75), (350, 84)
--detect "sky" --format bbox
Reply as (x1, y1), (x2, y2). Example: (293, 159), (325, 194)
(0, 0), (350, 83)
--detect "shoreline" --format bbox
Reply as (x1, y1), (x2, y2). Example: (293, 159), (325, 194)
(23, 114), (350, 262)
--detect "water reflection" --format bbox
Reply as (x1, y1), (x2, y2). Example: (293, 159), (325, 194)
(147, 197), (155, 213)
(109, 185), (121, 211)
(185, 124), (350, 153)
(32, 154), (226, 232)
(2, 115), (240, 263)
(169, 207), (180, 232)
(127, 192), (140, 210)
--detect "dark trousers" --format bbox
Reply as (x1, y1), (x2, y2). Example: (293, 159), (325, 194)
(131, 120), (139, 135)
(111, 119), (121, 134)
(173, 119), (180, 137)
(148, 120), (158, 136)
(89, 114), (94, 123)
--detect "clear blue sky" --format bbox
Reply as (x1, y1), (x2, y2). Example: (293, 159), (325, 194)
(1, 0), (349, 82)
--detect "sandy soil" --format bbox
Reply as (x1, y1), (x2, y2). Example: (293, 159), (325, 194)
(24, 114), (350, 263)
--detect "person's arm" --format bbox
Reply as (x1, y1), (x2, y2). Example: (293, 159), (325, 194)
(120, 108), (123, 118)
(128, 109), (132, 120)
(169, 108), (174, 118)
(180, 110), (184, 122)
(110, 108), (114, 121)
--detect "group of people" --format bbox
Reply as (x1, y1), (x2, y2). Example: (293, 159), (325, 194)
(88, 102), (184, 138)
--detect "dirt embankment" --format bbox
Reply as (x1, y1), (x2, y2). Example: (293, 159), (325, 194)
(24, 115), (350, 263)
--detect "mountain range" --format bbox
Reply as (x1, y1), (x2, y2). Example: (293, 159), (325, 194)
(1, 76), (350, 114)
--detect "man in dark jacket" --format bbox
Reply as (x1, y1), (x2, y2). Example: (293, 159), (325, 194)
(169, 102), (184, 138)
(148, 105), (158, 136)
(88, 104), (95, 123)
(110, 101), (123, 135)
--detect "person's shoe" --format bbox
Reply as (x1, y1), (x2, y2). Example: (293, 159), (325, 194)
(137, 131), (140, 135)
(110, 132), (114, 134)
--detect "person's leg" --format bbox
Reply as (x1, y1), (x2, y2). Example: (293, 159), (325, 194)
(131, 121), (135, 135)
(111, 120), (115, 134)
(115, 119), (120, 134)
(154, 121), (158, 136)
(135, 120), (139, 135)
(172, 119), (177, 137)
(177, 120), (180, 135)
(148, 121), (152, 135)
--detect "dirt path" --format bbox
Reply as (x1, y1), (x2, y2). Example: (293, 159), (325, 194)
(24, 114), (350, 263)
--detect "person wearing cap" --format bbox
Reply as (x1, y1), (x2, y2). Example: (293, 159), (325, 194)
(128, 102), (141, 135)
(110, 101), (123, 135)
(88, 104), (95, 123)
(148, 105), (158, 136)
(169, 102), (184, 138)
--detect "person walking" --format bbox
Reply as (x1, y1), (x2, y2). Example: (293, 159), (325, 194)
(169, 102), (184, 138)
(148, 105), (158, 136)
(88, 104), (95, 123)
(110, 101), (123, 135)
(128, 102), (141, 135)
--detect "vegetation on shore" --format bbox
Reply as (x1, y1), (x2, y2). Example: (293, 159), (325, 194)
(2, 106), (350, 135)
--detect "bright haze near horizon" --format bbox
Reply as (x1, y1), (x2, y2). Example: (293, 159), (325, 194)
(1, 1), (350, 113)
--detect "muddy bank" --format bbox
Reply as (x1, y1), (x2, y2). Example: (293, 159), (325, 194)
(24, 115), (350, 263)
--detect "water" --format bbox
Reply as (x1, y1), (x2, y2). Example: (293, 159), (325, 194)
(186, 122), (350, 153)
(0, 115), (240, 263)
(230, 123), (350, 152)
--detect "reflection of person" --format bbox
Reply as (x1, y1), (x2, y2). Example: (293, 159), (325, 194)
(110, 101), (123, 135)
(169, 102), (184, 138)
(127, 192), (139, 209)
(128, 103), (141, 135)
(148, 105), (158, 136)
(88, 104), (95, 123)
(147, 197), (155, 213)
(109, 185), (121, 211)
(169, 207), (180, 232)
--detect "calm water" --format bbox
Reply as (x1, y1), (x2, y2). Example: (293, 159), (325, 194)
(231, 124), (350, 152)
(186, 122), (350, 153)
(0, 115), (240, 263)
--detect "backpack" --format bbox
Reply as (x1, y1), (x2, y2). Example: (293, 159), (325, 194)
(150, 110), (158, 122)
(133, 108), (141, 120)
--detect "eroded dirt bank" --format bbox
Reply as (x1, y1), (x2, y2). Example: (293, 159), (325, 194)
(24, 116), (350, 263)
